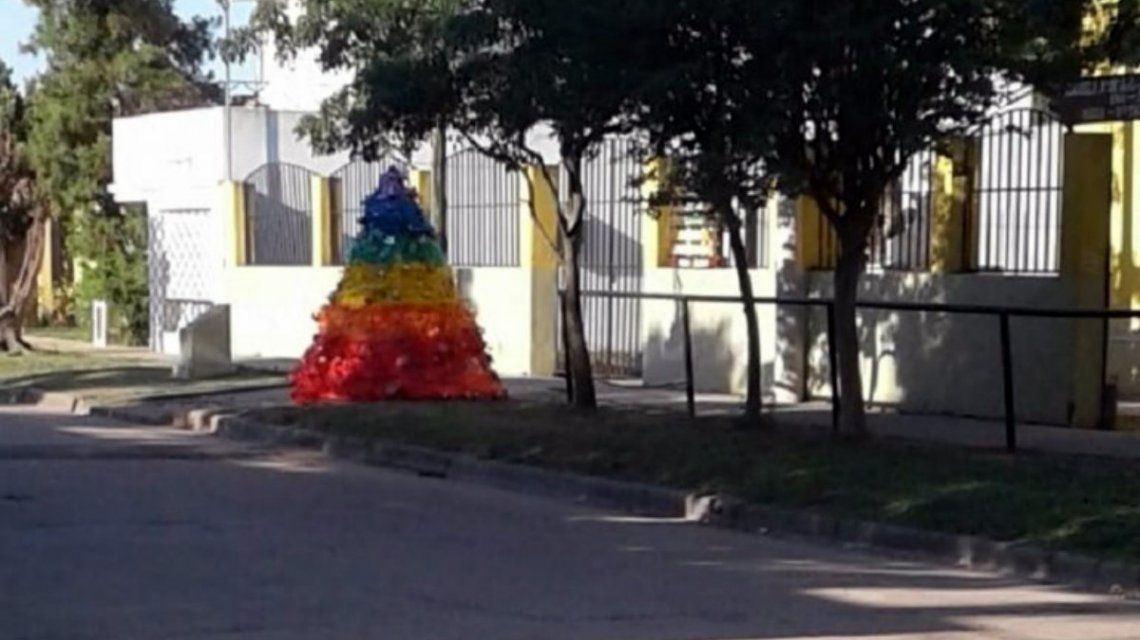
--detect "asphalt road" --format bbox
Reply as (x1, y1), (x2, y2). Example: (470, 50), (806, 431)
(1, 405), (1137, 640)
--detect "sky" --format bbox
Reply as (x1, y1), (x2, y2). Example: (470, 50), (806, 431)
(0, 0), (256, 87)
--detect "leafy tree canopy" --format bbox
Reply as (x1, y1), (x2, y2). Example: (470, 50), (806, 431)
(0, 60), (36, 241)
(22, 0), (218, 340)
(23, 0), (218, 219)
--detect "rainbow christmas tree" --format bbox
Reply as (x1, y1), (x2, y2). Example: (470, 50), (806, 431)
(291, 168), (506, 403)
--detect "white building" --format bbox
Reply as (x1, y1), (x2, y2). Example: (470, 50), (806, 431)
(111, 32), (1116, 430)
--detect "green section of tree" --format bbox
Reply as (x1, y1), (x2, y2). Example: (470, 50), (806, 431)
(22, 0), (217, 345)
(631, 1), (795, 423)
(751, 0), (1095, 434)
(629, 0), (1101, 431)
(244, 0), (667, 409)
(238, 0), (1121, 431)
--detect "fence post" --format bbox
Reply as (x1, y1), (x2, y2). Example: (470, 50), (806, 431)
(826, 302), (840, 434)
(219, 180), (247, 267)
(929, 139), (971, 273)
(327, 175), (342, 263)
(310, 175), (334, 267)
(523, 165), (560, 377)
(795, 197), (826, 270)
(999, 312), (1017, 453)
(411, 169), (434, 229)
(642, 158), (675, 268)
(1061, 133), (1113, 429)
(681, 297), (696, 418)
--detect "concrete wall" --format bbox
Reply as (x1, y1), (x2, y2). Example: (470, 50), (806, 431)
(256, 0), (353, 112)
(222, 266), (341, 360)
(230, 108), (350, 179)
(641, 268), (783, 399)
(111, 106), (351, 195)
(112, 108), (223, 198)
(454, 267), (539, 376)
(259, 46), (353, 114)
(222, 263), (540, 376)
(1084, 121), (1140, 400)
(803, 272), (1081, 425)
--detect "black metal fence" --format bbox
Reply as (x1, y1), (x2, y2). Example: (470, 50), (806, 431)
(445, 148), (521, 267)
(568, 289), (1129, 453)
(970, 108), (1065, 274)
(811, 109), (1067, 275)
(330, 157), (407, 264)
(565, 137), (646, 377)
(876, 149), (935, 270)
(244, 163), (316, 266)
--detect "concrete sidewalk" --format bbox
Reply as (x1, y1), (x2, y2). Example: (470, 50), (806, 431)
(103, 375), (1140, 460)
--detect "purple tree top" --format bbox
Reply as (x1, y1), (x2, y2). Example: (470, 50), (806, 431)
(375, 166), (409, 200)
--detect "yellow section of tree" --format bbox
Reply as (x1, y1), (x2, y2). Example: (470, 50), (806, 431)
(333, 263), (458, 308)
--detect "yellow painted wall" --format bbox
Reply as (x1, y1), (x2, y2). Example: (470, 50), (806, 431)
(1079, 121), (1140, 398)
(1061, 133), (1112, 428)
(520, 165), (559, 375)
(218, 180), (247, 267)
(310, 176), (334, 267)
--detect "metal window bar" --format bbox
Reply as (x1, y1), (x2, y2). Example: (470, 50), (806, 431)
(971, 108), (1065, 274)
(558, 137), (646, 377)
(444, 149), (521, 267)
(244, 163), (316, 266)
(330, 157), (407, 264)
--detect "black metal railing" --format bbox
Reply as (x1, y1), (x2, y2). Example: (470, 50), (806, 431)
(565, 289), (1132, 453)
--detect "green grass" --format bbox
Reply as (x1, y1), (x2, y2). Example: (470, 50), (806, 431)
(0, 351), (152, 383)
(25, 325), (90, 343)
(0, 352), (285, 403)
(248, 401), (1140, 562)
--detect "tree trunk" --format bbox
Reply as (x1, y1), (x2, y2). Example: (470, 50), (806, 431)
(833, 227), (868, 436)
(0, 217), (46, 355)
(558, 156), (597, 410)
(561, 231), (597, 409)
(721, 206), (762, 422)
(430, 122), (448, 254)
(0, 317), (23, 355)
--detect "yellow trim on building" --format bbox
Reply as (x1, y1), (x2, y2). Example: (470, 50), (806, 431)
(1061, 133), (1113, 428)
(219, 181), (247, 267)
(310, 175), (335, 267)
(334, 263), (457, 308)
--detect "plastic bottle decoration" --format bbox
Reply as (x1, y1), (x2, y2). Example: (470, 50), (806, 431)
(290, 167), (507, 403)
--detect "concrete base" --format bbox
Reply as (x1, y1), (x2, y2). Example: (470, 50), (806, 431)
(173, 304), (235, 380)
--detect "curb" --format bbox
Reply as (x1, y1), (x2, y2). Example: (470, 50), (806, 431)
(175, 407), (1137, 597)
(209, 413), (686, 518)
(3, 382), (287, 423)
(34, 396), (1140, 597)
